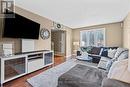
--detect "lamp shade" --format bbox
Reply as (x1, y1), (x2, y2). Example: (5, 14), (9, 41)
(73, 42), (79, 46)
(73, 42), (79, 53)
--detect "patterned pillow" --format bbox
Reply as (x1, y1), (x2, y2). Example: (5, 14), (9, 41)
(106, 58), (117, 72)
(106, 60), (113, 72)
(114, 48), (128, 58)
(108, 49), (117, 58)
(100, 47), (118, 57)
(118, 51), (128, 61)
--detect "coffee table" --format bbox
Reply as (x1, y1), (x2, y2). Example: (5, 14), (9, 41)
(76, 55), (92, 62)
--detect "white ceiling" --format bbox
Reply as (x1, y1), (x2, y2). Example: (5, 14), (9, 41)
(15, 0), (130, 29)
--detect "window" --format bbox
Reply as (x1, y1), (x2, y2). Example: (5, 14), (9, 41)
(80, 28), (105, 47)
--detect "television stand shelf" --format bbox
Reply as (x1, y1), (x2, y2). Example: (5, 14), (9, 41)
(0, 50), (54, 86)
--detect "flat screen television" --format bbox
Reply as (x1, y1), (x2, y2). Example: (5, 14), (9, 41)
(3, 13), (40, 39)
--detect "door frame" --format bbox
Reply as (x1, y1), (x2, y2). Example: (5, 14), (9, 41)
(51, 30), (66, 57)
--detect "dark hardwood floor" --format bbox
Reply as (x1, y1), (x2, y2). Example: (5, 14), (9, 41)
(3, 56), (66, 87)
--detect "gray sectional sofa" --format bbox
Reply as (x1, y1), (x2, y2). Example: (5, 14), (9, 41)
(98, 47), (128, 71)
(57, 46), (129, 87)
(78, 46), (119, 63)
(78, 46), (128, 70)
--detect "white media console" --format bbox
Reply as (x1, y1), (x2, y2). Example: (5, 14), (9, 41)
(0, 50), (54, 85)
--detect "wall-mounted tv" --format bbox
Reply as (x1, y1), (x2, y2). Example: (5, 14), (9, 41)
(3, 12), (40, 39)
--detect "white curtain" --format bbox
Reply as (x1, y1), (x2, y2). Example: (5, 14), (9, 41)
(80, 29), (105, 47)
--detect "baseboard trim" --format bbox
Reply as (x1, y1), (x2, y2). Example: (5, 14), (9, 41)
(66, 55), (72, 60)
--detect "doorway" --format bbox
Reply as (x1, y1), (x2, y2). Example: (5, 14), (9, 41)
(51, 30), (66, 57)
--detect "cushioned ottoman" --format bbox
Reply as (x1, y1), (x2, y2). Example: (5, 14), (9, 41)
(57, 64), (107, 87)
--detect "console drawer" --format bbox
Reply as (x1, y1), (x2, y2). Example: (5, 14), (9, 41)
(28, 59), (43, 73)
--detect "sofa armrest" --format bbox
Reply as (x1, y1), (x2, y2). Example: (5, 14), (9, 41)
(102, 78), (130, 87)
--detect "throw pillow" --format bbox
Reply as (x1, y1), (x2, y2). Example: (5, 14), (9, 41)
(108, 49), (117, 58)
(100, 47), (118, 57)
(101, 49), (108, 57)
(99, 48), (104, 56)
(118, 51), (128, 61)
(91, 47), (101, 55)
(106, 58), (117, 72)
(106, 60), (113, 72)
(114, 48), (128, 58)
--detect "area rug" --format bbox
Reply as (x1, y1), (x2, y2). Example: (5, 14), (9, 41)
(27, 59), (97, 87)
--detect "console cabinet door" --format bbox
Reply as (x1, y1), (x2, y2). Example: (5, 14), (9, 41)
(44, 52), (54, 66)
(3, 56), (26, 82)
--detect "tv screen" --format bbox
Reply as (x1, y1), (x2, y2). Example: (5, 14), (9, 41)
(3, 13), (40, 39)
